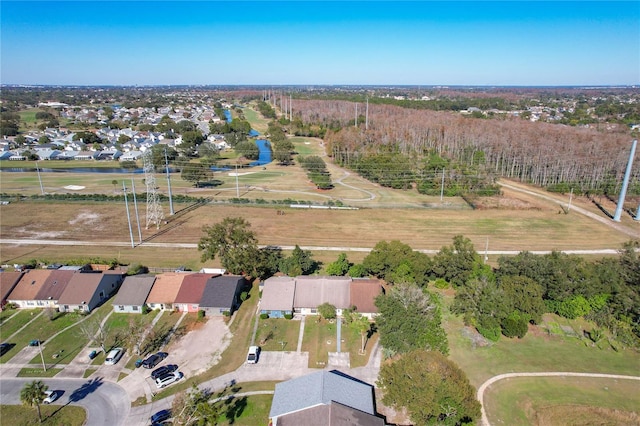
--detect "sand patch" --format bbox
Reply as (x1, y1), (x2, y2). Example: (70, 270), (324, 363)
(69, 211), (101, 226)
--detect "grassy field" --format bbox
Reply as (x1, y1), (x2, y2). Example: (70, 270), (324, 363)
(484, 376), (640, 425)
(256, 318), (300, 352)
(218, 394), (272, 426)
(0, 404), (86, 426)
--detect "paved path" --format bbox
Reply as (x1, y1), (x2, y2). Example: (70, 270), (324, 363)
(296, 316), (305, 352)
(477, 372), (640, 426)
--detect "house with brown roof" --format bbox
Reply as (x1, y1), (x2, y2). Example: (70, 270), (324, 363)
(57, 271), (124, 313)
(173, 273), (218, 313)
(112, 275), (156, 314)
(33, 270), (76, 309)
(349, 279), (383, 319)
(260, 276), (296, 318)
(293, 276), (351, 316)
(0, 271), (23, 310)
(7, 269), (52, 308)
(145, 272), (187, 311)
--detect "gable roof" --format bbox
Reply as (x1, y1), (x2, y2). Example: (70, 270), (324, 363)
(57, 271), (120, 305)
(199, 275), (245, 309)
(0, 271), (24, 302)
(261, 276), (296, 311)
(269, 370), (375, 419)
(276, 401), (384, 426)
(145, 272), (186, 304)
(34, 270), (76, 301)
(112, 275), (156, 306)
(293, 276), (351, 309)
(8, 269), (52, 301)
(349, 279), (382, 314)
(173, 273), (216, 304)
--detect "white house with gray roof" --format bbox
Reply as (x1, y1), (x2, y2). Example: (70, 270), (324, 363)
(260, 276), (296, 318)
(112, 275), (156, 313)
(293, 276), (351, 316)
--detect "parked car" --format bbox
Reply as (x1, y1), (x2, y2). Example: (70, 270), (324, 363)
(28, 339), (41, 347)
(0, 343), (12, 356)
(150, 409), (172, 424)
(155, 371), (183, 389)
(151, 364), (178, 380)
(247, 346), (260, 364)
(142, 352), (168, 369)
(43, 390), (60, 404)
(88, 350), (98, 360)
(104, 347), (124, 365)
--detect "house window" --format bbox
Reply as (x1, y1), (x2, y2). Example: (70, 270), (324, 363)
(118, 305), (124, 310)
(132, 305), (139, 311)
(27, 301), (35, 306)
(191, 305), (198, 310)
(310, 309), (317, 314)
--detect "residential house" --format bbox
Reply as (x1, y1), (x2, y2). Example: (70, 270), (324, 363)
(260, 276), (296, 318)
(0, 271), (23, 310)
(293, 276), (351, 316)
(33, 270), (76, 309)
(6, 269), (52, 308)
(112, 275), (156, 314)
(199, 275), (245, 316)
(74, 151), (97, 161)
(269, 370), (382, 426)
(349, 279), (382, 319)
(173, 273), (217, 313)
(145, 272), (186, 311)
(57, 271), (124, 313)
(119, 151), (143, 162)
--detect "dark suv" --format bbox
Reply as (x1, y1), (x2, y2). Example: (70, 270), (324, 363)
(151, 364), (178, 380)
(150, 409), (172, 424)
(141, 352), (168, 369)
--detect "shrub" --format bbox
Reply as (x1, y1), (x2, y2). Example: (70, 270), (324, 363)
(222, 311), (231, 317)
(477, 315), (501, 342)
(433, 278), (449, 289)
(501, 311), (529, 338)
(284, 313), (293, 320)
(317, 302), (337, 320)
(197, 310), (205, 320)
(260, 313), (269, 319)
(240, 291), (248, 302)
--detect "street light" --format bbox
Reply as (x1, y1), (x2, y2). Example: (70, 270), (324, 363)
(37, 340), (46, 372)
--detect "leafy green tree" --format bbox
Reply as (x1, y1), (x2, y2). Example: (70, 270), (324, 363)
(452, 278), (511, 341)
(198, 217), (259, 275)
(181, 162), (213, 187)
(73, 131), (102, 145)
(377, 350), (480, 425)
(118, 134), (131, 144)
(348, 263), (368, 278)
(279, 245), (318, 276)
(253, 246), (284, 280)
(20, 380), (48, 423)
(363, 240), (431, 286)
(351, 313), (372, 353)
(317, 302), (337, 320)
(498, 275), (546, 324)
(432, 235), (485, 287)
(38, 135), (50, 144)
(501, 311), (529, 338)
(234, 140), (259, 160)
(375, 283), (448, 355)
(172, 384), (221, 426)
(272, 139), (294, 165)
(180, 131), (204, 157)
(325, 253), (351, 276)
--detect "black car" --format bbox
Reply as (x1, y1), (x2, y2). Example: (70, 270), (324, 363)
(142, 352), (168, 369)
(0, 343), (12, 356)
(150, 409), (172, 424)
(150, 364), (178, 380)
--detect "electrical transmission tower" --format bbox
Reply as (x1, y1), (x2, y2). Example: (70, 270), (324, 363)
(143, 150), (164, 229)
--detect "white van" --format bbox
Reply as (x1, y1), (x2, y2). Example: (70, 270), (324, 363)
(104, 347), (124, 365)
(247, 346), (260, 364)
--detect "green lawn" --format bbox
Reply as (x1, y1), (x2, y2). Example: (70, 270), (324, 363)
(218, 394), (273, 426)
(0, 309), (42, 362)
(255, 318), (299, 352)
(340, 322), (378, 368)
(484, 376), (640, 425)
(302, 318), (337, 368)
(17, 367), (63, 377)
(28, 325), (90, 367)
(0, 307), (19, 324)
(0, 404), (86, 426)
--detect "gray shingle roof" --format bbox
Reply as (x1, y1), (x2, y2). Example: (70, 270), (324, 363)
(293, 276), (351, 309)
(269, 370), (375, 419)
(277, 401), (385, 426)
(199, 275), (245, 309)
(112, 275), (156, 306)
(260, 276), (296, 311)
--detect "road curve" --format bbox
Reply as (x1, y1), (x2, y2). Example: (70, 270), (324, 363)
(477, 372), (640, 426)
(0, 377), (130, 426)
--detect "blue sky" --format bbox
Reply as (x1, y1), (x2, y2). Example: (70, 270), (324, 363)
(1, 1), (639, 86)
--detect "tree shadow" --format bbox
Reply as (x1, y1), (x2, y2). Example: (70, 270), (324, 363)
(68, 377), (104, 403)
(222, 396), (247, 424)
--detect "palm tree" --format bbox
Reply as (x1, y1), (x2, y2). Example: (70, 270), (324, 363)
(20, 380), (48, 423)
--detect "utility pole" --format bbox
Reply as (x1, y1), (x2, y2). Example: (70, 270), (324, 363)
(440, 169), (445, 202)
(235, 163), (240, 197)
(365, 98), (369, 130)
(164, 148), (174, 215)
(36, 162), (44, 195)
(123, 181), (134, 248)
(484, 237), (489, 263)
(613, 139), (637, 222)
(131, 178), (142, 244)
(38, 340), (46, 372)
(355, 103), (358, 128)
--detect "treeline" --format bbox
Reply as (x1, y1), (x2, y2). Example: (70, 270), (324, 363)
(325, 237), (640, 347)
(291, 99), (639, 197)
(298, 155), (333, 189)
